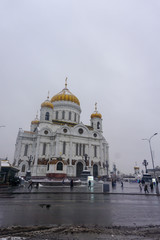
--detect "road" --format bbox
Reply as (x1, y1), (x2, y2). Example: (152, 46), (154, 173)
(0, 192), (160, 228)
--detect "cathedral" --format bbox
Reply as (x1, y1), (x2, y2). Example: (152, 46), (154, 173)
(13, 79), (109, 179)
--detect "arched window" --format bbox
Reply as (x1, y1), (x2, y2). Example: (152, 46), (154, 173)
(47, 163), (50, 171)
(94, 145), (97, 157)
(69, 111), (71, 120)
(74, 113), (76, 122)
(62, 111), (65, 120)
(56, 111), (59, 120)
(42, 143), (46, 155)
(24, 144), (28, 156)
(93, 164), (98, 177)
(63, 142), (66, 154)
(57, 162), (63, 171)
(21, 165), (26, 172)
(45, 112), (49, 121)
(97, 122), (100, 129)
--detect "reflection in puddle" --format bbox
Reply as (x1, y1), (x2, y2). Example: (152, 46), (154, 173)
(0, 238), (25, 240)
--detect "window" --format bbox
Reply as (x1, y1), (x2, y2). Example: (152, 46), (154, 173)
(56, 111), (59, 120)
(21, 165), (26, 172)
(24, 144), (28, 156)
(79, 144), (82, 156)
(62, 111), (65, 120)
(76, 143), (78, 156)
(94, 145), (97, 157)
(45, 112), (49, 121)
(57, 162), (63, 171)
(63, 128), (67, 133)
(63, 142), (66, 154)
(83, 144), (85, 156)
(47, 163), (50, 171)
(78, 128), (83, 134)
(97, 122), (100, 129)
(69, 111), (71, 120)
(42, 143), (46, 155)
(74, 113), (76, 122)
(44, 130), (48, 135)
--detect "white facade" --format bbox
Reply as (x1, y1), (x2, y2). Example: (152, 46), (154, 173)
(13, 82), (109, 179)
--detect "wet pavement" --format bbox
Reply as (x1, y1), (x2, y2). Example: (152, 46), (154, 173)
(0, 182), (160, 239)
(0, 181), (159, 195)
(0, 182), (160, 228)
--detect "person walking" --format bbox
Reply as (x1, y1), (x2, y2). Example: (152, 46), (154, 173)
(70, 179), (73, 189)
(28, 180), (33, 190)
(144, 183), (149, 194)
(139, 182), (142, 192)
(88, 180), (91, 189)
(150, 182), (153, 192)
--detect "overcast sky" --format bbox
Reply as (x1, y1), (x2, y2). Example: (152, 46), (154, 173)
(0, 0), (160, 174)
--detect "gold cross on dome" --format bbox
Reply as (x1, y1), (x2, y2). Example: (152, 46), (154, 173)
(95, 102), (97, 112)
(65, 77), (68, 88)
(47, 91), (50, 100)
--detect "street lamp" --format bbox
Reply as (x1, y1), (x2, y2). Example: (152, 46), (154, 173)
(142, 159), (148, 173)
(26, 155), (33, 180)
(83, 154), (89, 170)
(142, 132), (159, 194)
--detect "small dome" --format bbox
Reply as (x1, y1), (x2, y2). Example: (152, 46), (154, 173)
(51, 78), (80, 106)
(31, 120), (39, 125)
(91, 103), (102, 119)
(31, 113), (39, 125)
(41, 101), (54, 109)
(41, 94), (54, 109)
(91, 112), (102, 119)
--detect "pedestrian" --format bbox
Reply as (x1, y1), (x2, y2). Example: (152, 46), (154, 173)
(88, 180), (91, 188)
(28, 180), (33, 190)
(62, 178), (65, 185)
(139, 182), (142, 192)
(70, 179), (73, 189)
(150, 182), (153, 191)
(121, 180), (123, 188)
(144, 184), (149, 194)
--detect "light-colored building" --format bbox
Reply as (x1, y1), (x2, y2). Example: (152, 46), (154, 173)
(13, 79), (109, 179)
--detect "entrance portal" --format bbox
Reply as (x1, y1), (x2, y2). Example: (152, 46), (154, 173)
(76, 162), (83, 177)
(93, 164), (98, 177)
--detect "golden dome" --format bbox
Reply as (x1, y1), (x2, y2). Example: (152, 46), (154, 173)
(31, 112), (39, 125)
(41, 101), (54, 109)
(41, 94), (54, 109)
(91, 103), (102, 119)
(51, 78), (80, 106)
(31, 120), (39, 125)
(91, 112), (102, 119)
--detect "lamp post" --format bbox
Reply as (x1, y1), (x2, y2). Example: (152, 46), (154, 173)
(26, 155), (33, 180)
(142, 159), (148, 173)
(83, 154), (89, 170)
(142, 132), (159, 194)
(0, 126), (6, 171)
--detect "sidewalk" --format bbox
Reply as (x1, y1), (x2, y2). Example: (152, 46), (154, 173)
(0, 181), (159, 195)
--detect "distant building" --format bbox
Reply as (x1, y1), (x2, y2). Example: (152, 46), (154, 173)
(13, 79), (109, 179)
(0, 158), (19, 184)
(147, 167), (160, 179)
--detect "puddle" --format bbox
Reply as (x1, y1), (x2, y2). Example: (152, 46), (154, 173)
(0, 238), (25, 240)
